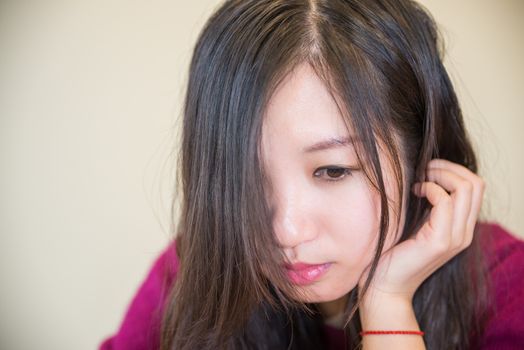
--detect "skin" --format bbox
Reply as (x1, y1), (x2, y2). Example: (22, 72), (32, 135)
(261, 63), (485, 349)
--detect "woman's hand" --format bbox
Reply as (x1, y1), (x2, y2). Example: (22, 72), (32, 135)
(357, 159), (485, 350)
(358, 158), (486, 303)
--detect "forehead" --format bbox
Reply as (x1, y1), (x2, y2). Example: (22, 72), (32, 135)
(262, 63), (350, 146)
(259, 64), (407, 200)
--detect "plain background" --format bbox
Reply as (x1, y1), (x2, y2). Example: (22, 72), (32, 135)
(1, 1), (522, 349)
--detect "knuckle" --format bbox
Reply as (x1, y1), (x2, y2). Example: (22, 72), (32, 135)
(440, 194), (453, 208)
(461, 180), (473, 194)
(455, 236), (467, 249)
(457, 228), (474, 250)
(463, 235), (474, 249)
(477, 178), (486, 192)
(433, 238), (451, 254)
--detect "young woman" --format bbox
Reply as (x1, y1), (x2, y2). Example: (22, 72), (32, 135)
(100, 0), (524, 349)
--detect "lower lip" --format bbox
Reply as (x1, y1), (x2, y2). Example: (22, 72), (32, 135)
(286, 263), (332, 286)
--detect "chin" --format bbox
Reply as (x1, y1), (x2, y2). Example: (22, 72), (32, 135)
(295, 282), (356, 303)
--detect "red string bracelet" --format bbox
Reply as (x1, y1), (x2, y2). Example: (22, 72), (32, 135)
(360, 330), (425, 336)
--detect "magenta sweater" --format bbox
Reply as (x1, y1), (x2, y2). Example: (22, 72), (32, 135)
(99, 223), (524, 349)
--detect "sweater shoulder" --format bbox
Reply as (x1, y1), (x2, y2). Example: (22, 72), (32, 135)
(477, 222), (524, 349)
(98, 240), (180, 350)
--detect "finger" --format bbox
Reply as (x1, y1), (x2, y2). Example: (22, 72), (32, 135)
(427, 159), (485, 243)
(427, 159), (474, 179)
(425, 167), (472, 247)
(466, 178), (485, 238)
(412, 181), (453, 250)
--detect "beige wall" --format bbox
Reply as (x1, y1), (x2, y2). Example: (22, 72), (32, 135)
(1, 1), (522, 349)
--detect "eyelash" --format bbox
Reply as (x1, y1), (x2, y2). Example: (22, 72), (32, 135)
(313, 166), (354, 182)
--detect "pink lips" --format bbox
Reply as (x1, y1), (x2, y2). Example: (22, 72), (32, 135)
(284, 262), (332, 285)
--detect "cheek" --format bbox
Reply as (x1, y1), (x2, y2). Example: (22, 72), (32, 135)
(301, 187), (380, 302)
(322, 179), (382, 261)
(295, 181), (394, 302)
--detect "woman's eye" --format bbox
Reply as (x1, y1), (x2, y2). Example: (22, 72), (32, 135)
(313, 166), (353, 182)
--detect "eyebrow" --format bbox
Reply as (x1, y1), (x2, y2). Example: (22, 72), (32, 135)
(303, 136), (358, 153)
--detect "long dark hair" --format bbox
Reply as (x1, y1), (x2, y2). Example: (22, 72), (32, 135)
(160, 0), (490, 349)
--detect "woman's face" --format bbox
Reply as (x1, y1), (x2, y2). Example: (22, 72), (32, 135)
(261, 63), (406, 303)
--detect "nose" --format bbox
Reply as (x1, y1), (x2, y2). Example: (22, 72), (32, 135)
(272, 186), (319, 250)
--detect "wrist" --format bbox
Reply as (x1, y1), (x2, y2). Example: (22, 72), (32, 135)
(359, 290), (418, 331)
(358, 292), (424, 349)
(359, 287), (414, 310)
